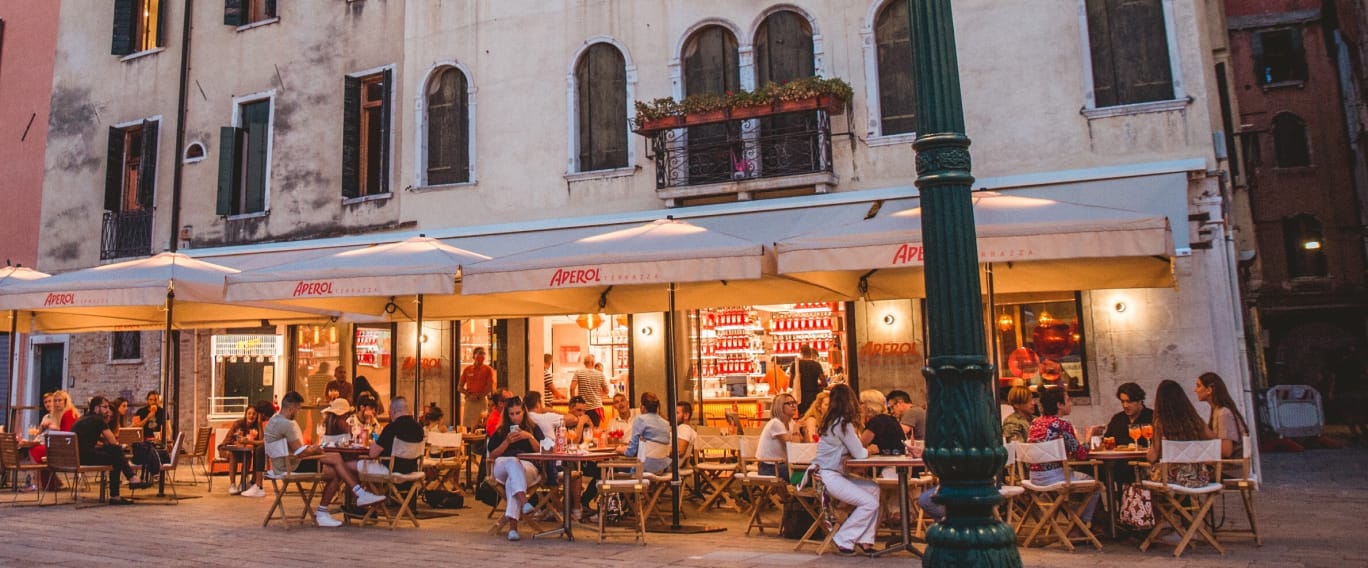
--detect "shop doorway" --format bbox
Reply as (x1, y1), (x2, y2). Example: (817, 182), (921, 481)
(222, 361), (274, 407)
(35, 343), (65, 396)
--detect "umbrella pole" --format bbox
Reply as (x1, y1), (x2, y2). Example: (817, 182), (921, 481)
(415, 294), (424, 407)
(5, 310), (15, 431)
(159, 291), (174, 497)
(648, 283), (723, 534)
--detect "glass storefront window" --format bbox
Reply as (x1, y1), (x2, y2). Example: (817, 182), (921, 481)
(543, 314), (630, 402)
(210, 332), (281, 419)
(991, 292), (1089, 397)
(292, 323), (343, 407)
(353, 325), (394, 411)
(397, 320), (455, 419)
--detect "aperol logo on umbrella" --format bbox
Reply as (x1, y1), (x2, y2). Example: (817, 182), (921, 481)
(890, 244), (924, 265)
(288, 280), (382, 297)
(43, 293), (77, 307)
(292, 281), (335, 296)
(548, 268), (601, 287)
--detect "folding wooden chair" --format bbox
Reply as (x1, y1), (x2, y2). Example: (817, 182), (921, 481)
(0, 436), (46, 504)
(1139, 439), (1225, 557)
(178, 426), (212, 486)
(786, 442), (843, 555)
(261, 438), (323, 529)
(44, 432), (112, 508)
(693, 433), (741, 511)
(639, 439), (691, 525)
(998, 441), (1028, 531)
(596, 456), (649, 544)
(1017, 438), (1103, 551)
(1217, 434), (1261, 546)
(424, 431), (465, 493)
(484, 456), (547, 534)
(358, 438), (427, 529)
(735, 435), (787, 535)
(209, 427), (230, 492)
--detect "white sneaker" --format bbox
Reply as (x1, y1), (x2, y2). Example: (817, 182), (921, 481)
(315, 510), (343, 527)
(354, 487), (386, 507)
(522, 501), (535, 515)
(240, 484), (266, 498)
(228, 485), (241, 495)
(507, 529), (521, 541)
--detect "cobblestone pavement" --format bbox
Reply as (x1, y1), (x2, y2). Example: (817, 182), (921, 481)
(1, 448), (1365, 567)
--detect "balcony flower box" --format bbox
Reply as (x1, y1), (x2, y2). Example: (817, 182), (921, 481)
(633, 76), (852, 135)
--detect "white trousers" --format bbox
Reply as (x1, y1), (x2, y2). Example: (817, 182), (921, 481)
(493, 457), (540, 519)
(821, 469), (881, 549)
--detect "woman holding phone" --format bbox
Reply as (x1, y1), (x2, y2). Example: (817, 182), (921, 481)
(487, 396), (545, 542)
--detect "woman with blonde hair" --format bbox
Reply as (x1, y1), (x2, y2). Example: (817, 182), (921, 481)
(799, 391), (830, 442)
(757, 393), (803, 479)
(1001, 386), (1035, 443)
(31, 390), (78, 490)
(859, 389), (906, 456)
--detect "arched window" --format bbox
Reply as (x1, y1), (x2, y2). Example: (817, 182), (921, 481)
(1283, 214), (1328, 278)
(425, 67), (470, 185)
(754, 11), (814, 87)
(875, 0), (915, 135)
(1272, 112), (1310, 168)
(683, 26), (740, 185)
(575, 43), (628, 172)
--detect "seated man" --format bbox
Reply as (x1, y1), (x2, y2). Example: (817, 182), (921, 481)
(351, 396), (425, 478)
(72, 396), (152, 505)
(266, 391), (386, 527)
(618, 392), (672, 474)
(563, 396), (600, 516)
(605, 393), (637, 435)
(675, 402), (697, 458)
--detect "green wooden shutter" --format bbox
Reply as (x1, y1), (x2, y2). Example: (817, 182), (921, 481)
(380, 68), (393, 194)
(105, 127), (125, 211)
(265, 0), (277, 18)
(138, 120), (159, 209)
(216, 127), (244, 216)
(224, 0), (245, 27)
(155, 0), (168, 48)
(111, 0), (135, 55)
(341, 76), (361, 199)
(1085, 0), (1117, 107)
(1251, 32), (1265, 85)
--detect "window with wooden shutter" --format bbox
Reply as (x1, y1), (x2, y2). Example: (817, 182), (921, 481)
(1254, 29), (1307, 85)
(216, 126), (245, 216)
(137, 120), (158, 210)
(683, 26), (740, 185)
(755, 11), (816, 171)
(215, 99), (270, 216)
(113, 0), (165, 55)
(343, 71), (391, 198)
(111, 332), (141, 361)
(105, 127), (127, 211)
(1272, 112), (1310, 168)
(575, 44), (628, 172)
(426, 67), (470, 185)
(224, 0), (276, 27)
(875, 1), (916, 135)
(1085, 0), (1174, 107)
(342, 76), (361, 199)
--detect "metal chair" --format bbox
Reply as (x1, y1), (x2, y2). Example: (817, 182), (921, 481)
(1016, 438), (1103, 551)
(357, 438), (427, 529)
(44, 432), (112, 508)
(261, 438), (323, 529)
(1139, 439), (1225, 557)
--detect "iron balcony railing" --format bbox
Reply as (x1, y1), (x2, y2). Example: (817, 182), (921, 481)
(646, 110), (834, 190)
(100, 209), (154, 260)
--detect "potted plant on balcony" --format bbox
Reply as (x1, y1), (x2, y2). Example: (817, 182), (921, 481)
(773, 76), (852, 115)
(680, 92), (729, 126)
(727, 84), (779, 120)
(633, 97), (683, 133)
(633, 76), (853, 134)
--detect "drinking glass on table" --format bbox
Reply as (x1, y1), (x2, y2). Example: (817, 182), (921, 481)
(1141, 424), (1154, 447)
(1127, 425), (1142, 449)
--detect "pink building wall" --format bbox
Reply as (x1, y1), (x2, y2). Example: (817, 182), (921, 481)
(0, 1), (60, 269)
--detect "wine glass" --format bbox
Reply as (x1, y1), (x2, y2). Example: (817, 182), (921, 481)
(1141, 424), (1154, 447)
(1127, 425), (1142, 449)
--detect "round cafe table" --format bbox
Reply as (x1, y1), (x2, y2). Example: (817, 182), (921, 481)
(222, 444), (259, 493)
(518, 450), (619, 541)
(1090, 447), (1148, 538)
(845, 455), (925, 557)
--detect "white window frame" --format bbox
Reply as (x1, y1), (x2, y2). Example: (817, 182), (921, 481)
(565, 36), (638, 178)
(1076, 0), (1188, 119)
(183, 141), (206, 164)
(414, 61), (477, 191)
(228, 89), (276, 218)
(27, 334), (70, 408)
(344, 63), (398, 203)
(109, 331), (143, 364)
(861, 0), (918, 146)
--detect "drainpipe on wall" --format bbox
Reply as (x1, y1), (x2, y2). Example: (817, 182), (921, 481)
(168, 0), (194, 434)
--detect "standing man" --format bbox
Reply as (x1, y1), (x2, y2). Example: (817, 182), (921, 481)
(326, 365), (354, 402)
(794, 345), (827, 415)
(459, 347), (496, 430)
(266, 391), (385, 527)
(131, 390), (165, 442)
(569, 354), (608, 427)
(73, 396), (152, 505)
(543, 353), (566, 401)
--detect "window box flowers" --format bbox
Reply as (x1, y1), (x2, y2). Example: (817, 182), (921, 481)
(634, 76), (852, 135)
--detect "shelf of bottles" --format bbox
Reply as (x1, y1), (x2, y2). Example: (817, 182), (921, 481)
(769, 302), (839, 357)
(691, 307), (764, 399)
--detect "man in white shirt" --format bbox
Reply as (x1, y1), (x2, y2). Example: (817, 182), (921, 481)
(524, 391), (564, 446)
(675, 401), (698, 458)
(604, 393), (636, 434)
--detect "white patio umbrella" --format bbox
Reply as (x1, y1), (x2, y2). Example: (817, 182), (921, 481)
(0, 252), (357, 450)
(1, 266), (50, 429)
(776, 192), (1176, 298)
(463, 217), (825, 531)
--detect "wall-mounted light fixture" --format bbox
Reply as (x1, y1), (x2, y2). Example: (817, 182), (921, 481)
(882, 314), (896, 326)
(640, 326), (654, 336)
(1114, 302), (1127, 313)
(1303, 239), (1322, 250)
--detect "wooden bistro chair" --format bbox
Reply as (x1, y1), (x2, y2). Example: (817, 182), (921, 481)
(736, 435), (788, 535)
(692, 433), (741, 512)
(358, 439), (427, 529)
(424, 431), (465, 494)
(596, 454), (650, 544)
(1217, 434), (1261, 546)
(1016, 438), (1103, 551)
(0, 435), (46, 504)
(179, 426), (212, 486)
(787, 441), (845, 556)
(262, 438), (324, 529)
(209, 427), (231, 492)
(639, 439), (691, 526)
(1139, 439), (1225, 557)
(998, 441), (1028, 533)
(44, 432), (112, 508)
(483, 450), (548, 535)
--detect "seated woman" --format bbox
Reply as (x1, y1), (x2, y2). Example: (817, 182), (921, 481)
(1195, 372), (1249, 473)
(222, 401), (269, 497)
(1149, 379), (1216, 487)
(109, 397), (131, 430)
(758, 393), (803, 480)
(859, 390), (907, 482)
(351, 375), (385, 415)
(349, 397), (382, 443)
(320, 398), (353, 445)
(1001, 386), (1035, 444)
(1027, 387), (1099, 525)
(421, 404), (446, 433)
(814, 384), (880, 557)
(798, 391), (830, 443)
(487, 396), (545, 542)
(31, 390), (79, 490)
